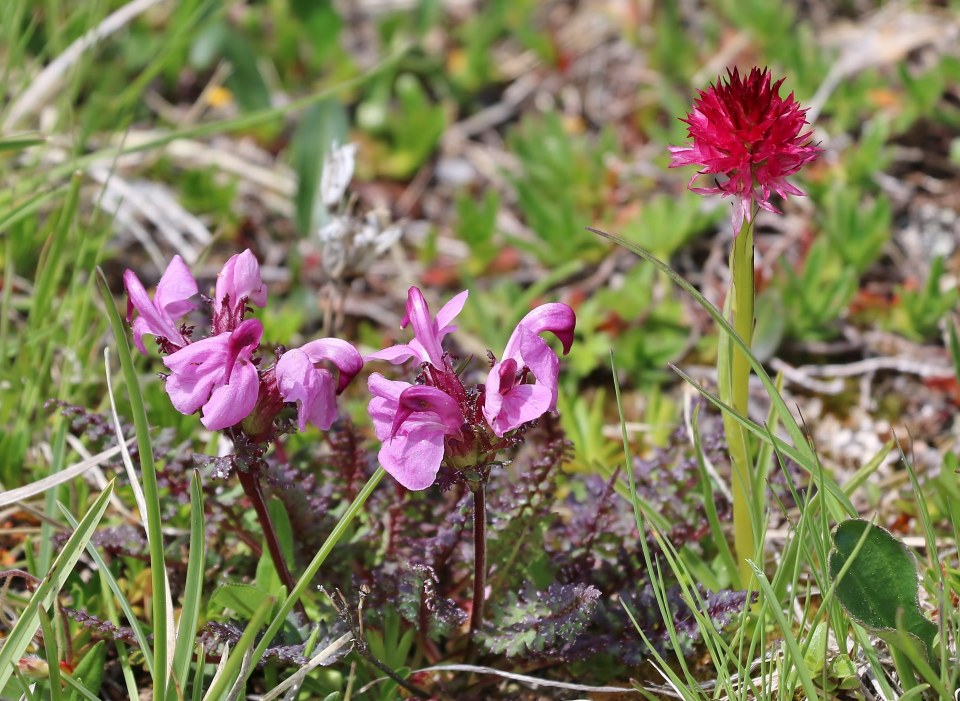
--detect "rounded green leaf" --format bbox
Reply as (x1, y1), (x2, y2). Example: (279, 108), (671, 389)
(829, 518), (936, 659)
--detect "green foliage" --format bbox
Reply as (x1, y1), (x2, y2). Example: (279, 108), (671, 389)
(829, 519), (938, 663)
(619, 191), (719, 259)
(506, 113), (617, 266)
(777, 238), (858, 341)
(889, 256), (959, 341)
(455, 189), (501, 275)
(820, 189), (891, 274)
(358, 72), (448, 179)
(290, 99), (350, 235)
(476, 583), (601, 657)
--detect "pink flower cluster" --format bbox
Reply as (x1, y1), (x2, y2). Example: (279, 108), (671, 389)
(125, 255), (575, 491)
(367, 287), (575, 490)
(124, 251), (362, 435)
(669, 66), (822, 231)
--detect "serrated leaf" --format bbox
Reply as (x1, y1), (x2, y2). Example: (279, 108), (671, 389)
(476, 583), (600, 658)
(829, 518), (937, 660)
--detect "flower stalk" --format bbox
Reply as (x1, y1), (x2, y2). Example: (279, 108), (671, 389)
(719, 220), (757, 586)
(466, 475), (488, 661)
(236, 468), (308, 618)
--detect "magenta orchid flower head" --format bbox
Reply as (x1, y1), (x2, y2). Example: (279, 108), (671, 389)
(123, 255), (198, 354)
(669, 66), (822, 232)
(367, 286), (468, 367)
(162, 318), (263, 431)
(213, 249), (268, 333)
(483, 303), (576, 437)
(275, 338), (364, 431)
(368, 374), (465, 490)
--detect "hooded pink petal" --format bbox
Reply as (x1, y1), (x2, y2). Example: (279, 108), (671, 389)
(162, 318), (262, 429)
(214, 249), (267, 329)
(367, 287), (468, 367)
(367, 373), (463, 490)
(298, 338), (364, 393)
(276, 348), (338, 431)
(483, 303), (575, 437)
(124, 255), (197, 354)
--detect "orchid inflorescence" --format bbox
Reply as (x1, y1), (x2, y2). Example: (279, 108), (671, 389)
(123, 252), (575, 492)
(669, 66), (822, 232)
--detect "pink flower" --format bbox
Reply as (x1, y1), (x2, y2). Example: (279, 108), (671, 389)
(366, 287), (468, 367)
(483, 304), (576, 437)
(275, 339), (364, 431)
(213, 249), (267, 333)
(368, 374), (464, 490)
(124, 255), (198, 354)
(669, 67), (822, 231)
(163, 318), (263, 431)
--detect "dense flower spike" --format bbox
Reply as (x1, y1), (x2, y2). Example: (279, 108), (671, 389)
(276, 339), (364, 431)
(669, 67), (822, 231)
(123, 255), (198, 354)
(163, 318), (263, 431)
(483, 304), (576, 437)
(213, 249), (267, 333)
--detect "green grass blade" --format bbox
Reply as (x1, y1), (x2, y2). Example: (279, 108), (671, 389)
(589, 229), (819, 469)
(246, 467), (385, 676)
(202, 597), (274, 701)
(748, 559), (820, 701)
(172, 469), (207, 700)
(57, 504), (153, 676)
(95, 267), (169, 697)
(0, 481), (113, 690)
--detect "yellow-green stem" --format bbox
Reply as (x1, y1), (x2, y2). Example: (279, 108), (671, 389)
(720, 222), (756, 586)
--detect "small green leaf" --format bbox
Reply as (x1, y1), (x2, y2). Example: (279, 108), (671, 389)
(829, 518), (937, 660)
(209, 584), (273, 620)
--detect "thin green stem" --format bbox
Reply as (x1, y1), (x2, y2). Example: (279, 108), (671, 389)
(720, 222), (757, 586)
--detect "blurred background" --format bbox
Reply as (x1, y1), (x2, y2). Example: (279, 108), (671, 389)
(3, 0), (960, 485)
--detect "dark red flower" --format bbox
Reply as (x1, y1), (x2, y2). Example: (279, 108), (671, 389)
(669, 67), (822, 231)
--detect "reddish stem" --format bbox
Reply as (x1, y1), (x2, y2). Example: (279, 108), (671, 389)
(465, 482), (487, 660)
(236, 469), (306, 618)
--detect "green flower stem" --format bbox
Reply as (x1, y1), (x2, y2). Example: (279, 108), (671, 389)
(720, 221), (757, 587)
(236, 468), (307, 618)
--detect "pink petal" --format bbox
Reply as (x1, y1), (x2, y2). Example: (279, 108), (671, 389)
(487, 383), (553, 437)
(391, 386), (464, 439)
(223, 319), (263, 383)
(124, 269), (181, 353)
(200, 361), (260, 430)
(404, 287), (444, 366)
(299, 338), (363, 392)
(276, 349), (339, 431)
(367, 374), (409, 441)
(215, 249), (267, 315)
(163, 334), (229, 376)
(377, 425), (445, 490)
(365, 343), (421, 365)
(154, 255), (198, 319)
(503, 303), (576, 360)
(165, 367), (219, 416)
(435, 290), (469, 334)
